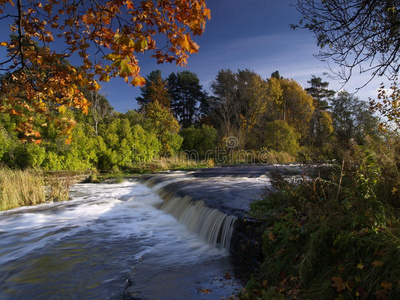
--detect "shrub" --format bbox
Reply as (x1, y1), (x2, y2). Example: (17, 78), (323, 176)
(263, 120), (300, 156)
(243, 143), (400, 299)
(180, 125), (217, 157)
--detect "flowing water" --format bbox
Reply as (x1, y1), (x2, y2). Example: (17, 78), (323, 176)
(0, 165), (302, 299)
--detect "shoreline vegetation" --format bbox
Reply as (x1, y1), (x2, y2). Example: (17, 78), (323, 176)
(0, 149), (297, 212)
(241, 140), (400, 300)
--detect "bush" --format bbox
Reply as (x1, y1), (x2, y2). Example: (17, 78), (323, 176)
(180, 125), (217, 158)
(263, 120), (300, 156)
(243, 143), (400, 299)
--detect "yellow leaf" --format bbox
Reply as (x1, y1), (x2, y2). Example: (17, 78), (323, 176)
(58, 105), (67, 114)
(131, 76), (146, 86)
(357, 263), (364, 270)
(181, 35), (190, 51)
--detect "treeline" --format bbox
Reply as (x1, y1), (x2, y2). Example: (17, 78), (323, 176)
(0, 69), (380, 171)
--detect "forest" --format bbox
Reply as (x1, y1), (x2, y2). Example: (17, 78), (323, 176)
(0, 69), (380, 171)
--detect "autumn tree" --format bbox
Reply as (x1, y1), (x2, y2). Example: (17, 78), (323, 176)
(136, 70), (171, 108)
(209, 69), (269, 146)
(294, 0), (400, 83)
(167, 70), (206, 128)
(279, 78), (315, 142)
(0, 0), (210, 142)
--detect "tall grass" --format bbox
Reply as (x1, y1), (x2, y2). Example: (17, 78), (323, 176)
(242, 142), (400, 299)
(0, 168), (46, 211)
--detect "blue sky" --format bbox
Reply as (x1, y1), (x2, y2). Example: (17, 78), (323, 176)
(100, 0), (387, 112)
(0, 1), (385, 112)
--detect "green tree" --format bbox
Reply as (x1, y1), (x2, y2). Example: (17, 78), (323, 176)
(263, 120), (300, 155)
(180, 125), (217, 157)
(83, 89), (114, 135)
(305, 76), (335, 110)
(167, 71), (207, 128)
(331, 91), (379, 143)
(144, 100), (182, 155)
(209, 69), (269, 146)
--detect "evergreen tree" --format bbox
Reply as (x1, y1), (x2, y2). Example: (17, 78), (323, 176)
(305, 75), (335, 110)
(167, 71), (206, 128)
(305, 76), (336, 146)
(136, 70), (170, 109)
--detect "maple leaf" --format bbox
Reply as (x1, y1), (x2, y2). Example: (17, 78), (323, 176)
(331, 277), (346, 292)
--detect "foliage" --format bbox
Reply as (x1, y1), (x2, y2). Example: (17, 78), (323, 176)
(0, 0), (210, 140)
(332, 91), (380, 143)
(244, 141), (400, 299)
(263, 120), (300, 156)
(167, 70), (207, 128)
(180, 125), (217, 157)
(136, 70), (171, 108)
(209, 69), (269, 147)
(305, 75), (335, 110)
(144, 100), (182, 155)
(370, 81), (400, 132)
(294, 0), (400, 83)
(279, 78), (315, 140)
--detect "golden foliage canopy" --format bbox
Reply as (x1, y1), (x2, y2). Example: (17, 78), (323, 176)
(0, 0), (210, 142)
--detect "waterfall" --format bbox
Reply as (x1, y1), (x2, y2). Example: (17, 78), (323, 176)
(141, 175), (237, 250)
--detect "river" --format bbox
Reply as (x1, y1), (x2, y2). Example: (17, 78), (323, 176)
(0, 164), (301, 299)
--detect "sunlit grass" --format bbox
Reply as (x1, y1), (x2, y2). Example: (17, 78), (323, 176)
(0, 168), (46, 211)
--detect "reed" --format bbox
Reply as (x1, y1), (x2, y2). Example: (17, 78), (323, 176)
(0, 168), (46, 211)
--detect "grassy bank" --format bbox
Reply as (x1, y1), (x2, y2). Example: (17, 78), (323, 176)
(0, 150), (295, 211)
(0, 168), (46, 211)
(0, 168), (92, 211)
(241, 143), (400, 299)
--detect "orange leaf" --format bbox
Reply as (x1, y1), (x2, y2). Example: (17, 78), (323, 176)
(331, 277), (346, 292)
(380, 282), (392, 291)
(372, 261), (383, 267)
(198, 289), (211, 294)
(204, 8), (211, 19)
(268, 232), (276, 241)
(131, 76), (146, 86)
